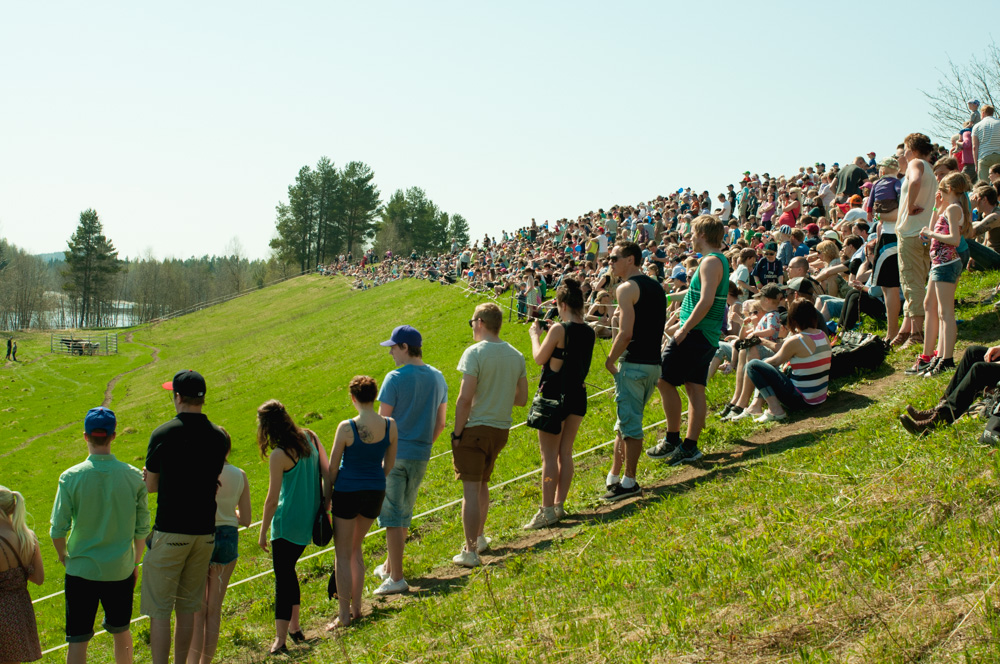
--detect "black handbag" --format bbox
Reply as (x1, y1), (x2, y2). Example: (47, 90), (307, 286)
(527, 323), (569, 435)
(307, 430), (333, 547)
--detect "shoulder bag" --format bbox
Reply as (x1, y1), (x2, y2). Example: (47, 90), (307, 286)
(307, 430), (333, 547)
(527, 323), (569, 435)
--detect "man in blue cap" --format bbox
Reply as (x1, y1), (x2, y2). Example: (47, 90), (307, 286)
(50, 407), (150, 664)
(371, 325), (448, 595)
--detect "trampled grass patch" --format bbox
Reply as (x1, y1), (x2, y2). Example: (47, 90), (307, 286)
(8, 273), (1000, 662)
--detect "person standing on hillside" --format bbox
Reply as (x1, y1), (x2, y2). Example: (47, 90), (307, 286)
(451, 303), (528, 567)
(50, 407), (150, 664)
(142, 371), (228, 664)
(649, 216), (729, 464)
(602, 240), (666, 502)
(973, 104), (1000, 184)
(4, 337), (11, 361)
(371, 325), (448, 596)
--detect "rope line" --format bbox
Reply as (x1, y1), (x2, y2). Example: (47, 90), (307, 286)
(39, 416), (667, 655)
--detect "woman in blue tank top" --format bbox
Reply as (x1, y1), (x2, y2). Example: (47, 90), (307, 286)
(325, 376), (397, 630)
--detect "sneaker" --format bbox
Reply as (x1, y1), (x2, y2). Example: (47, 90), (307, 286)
(721, 405), (745, 421)
(646, 439), (678, 459)
(553, 503), (566, 520)
(926, 358), (955, 377)
(727, 408), (756, 422)
(373, 563), (390, 581)
(905, 357), (932, 375)
(523, 507), (557, 530)
(452, 548), (481, 568)
(476, 535), (492, 554)
(373, 577), (408, 596)
(919, 356), (940, 377)
(716, 403), (734, 418)
(753, 410), (788, 423)
(666, 445), (703, 466)
(601, 482), (642, 502)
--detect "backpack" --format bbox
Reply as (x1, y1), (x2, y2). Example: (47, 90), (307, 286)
(978, 387), (1000, 445)
(829, 331), (888, 380)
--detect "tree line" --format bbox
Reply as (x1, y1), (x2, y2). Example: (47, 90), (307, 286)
(270, 157), (470, 270)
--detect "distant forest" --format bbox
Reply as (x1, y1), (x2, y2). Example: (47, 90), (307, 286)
(0, 156), (469, 330)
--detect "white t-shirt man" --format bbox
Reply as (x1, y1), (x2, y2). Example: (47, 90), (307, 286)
(596, 233), (608, 256)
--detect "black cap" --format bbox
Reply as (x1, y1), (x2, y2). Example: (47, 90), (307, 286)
(162, 370), (207, 398)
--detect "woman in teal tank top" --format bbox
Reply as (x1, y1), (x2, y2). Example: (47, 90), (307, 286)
(257, 400), (331, 655)
(325, 376), (397, 631)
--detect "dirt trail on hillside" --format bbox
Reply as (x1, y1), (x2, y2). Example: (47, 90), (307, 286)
(0, 333), (160, 459)
(297, 368), (911, 641)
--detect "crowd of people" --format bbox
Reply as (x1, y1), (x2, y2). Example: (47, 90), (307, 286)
(7, 102), (1000, 662)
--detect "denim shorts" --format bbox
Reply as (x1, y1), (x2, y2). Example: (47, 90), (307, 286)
(929, 259), (963, 284)
(614, 361), (660, 440)
(378, 458), (429, 528)
(210, 526), (239, 565)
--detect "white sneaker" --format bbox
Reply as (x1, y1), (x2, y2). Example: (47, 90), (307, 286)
(728, 409), (756, 422)
(476, 535), (492, 554)
(452, 548), (481, 568)
(523, 507), (557, 530)
(373, 563), (390, 581)
(753, 410), (788, 423)
(373, 577), (408, 596)
(553, 503), (566, 520)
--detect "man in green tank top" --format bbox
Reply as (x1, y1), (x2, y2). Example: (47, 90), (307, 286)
(648, 216), (729, 466)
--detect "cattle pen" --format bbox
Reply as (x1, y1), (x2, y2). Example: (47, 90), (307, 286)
(50, 333), (119, 356)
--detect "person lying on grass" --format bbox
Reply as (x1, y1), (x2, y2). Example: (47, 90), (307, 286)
(729, 299), (831, 424)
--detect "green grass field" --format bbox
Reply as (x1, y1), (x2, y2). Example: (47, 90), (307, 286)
(6, 273), (1000, 663)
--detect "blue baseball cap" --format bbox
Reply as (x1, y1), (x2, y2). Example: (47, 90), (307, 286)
(84, 407), (116, 437)
(671, 265), (687, 281)
(380, 325), (422, 348)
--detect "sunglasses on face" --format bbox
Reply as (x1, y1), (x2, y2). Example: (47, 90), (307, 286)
(609, 255), (621, 262)
(468, 319), (479, 327)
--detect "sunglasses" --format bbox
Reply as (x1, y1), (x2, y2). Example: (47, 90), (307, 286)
(609, 255), (621, 262)
(468, 318), (480, 327)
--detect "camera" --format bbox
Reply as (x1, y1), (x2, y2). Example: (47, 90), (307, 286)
(734, 336), (762, 351)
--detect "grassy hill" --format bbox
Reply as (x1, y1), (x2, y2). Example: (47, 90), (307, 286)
(5, 273), (1000, 662)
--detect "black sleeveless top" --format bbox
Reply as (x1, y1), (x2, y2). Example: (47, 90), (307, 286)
(621, 275), (666, 365)
(539, 322), (596, 396)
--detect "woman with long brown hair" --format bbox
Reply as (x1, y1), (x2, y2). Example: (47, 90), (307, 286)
(257, 401), (330, 656)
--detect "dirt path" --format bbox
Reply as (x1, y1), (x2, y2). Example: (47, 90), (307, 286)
(0, 333), (160, 459)
(301, 368), (909, 639)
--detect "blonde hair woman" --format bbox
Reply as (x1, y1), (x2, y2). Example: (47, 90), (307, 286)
(0, 486), (44, 663)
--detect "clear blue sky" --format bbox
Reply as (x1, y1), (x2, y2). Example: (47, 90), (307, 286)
(0, 1), (988, 260)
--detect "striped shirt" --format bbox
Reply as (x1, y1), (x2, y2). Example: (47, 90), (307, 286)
(973, 116), (1000, 160)
(789, 331), (831, 406)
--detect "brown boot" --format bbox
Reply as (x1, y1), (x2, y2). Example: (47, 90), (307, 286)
(906, 404), (937, 420)
(898, 409), (943, 436)
(889, 331), (910, 347)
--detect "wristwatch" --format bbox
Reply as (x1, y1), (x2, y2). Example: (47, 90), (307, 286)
(451, 431), (463, 441)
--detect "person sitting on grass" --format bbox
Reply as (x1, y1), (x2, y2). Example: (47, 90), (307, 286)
(899, 343), (1000, 435)
(734, 299), (831, 423)
(719, 285), (784, 421)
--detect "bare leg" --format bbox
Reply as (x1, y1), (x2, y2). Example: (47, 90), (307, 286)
(729, 348), (747, 404)
(199, 561), (236, 664)
(174, 613), (195, 664)
(112, 631), (133, 664)
(385, 527), (408, 583)
(922, 284), (938, 357)
(67, 642), (87, 664)
(609, 435), (625, 477)
(936, 280), (958, 359)
(623, 437), (642, 479)
(883, 287), (901, 340)
(461, 480), (481, 553)
(538, 428), (562, 507)
(477, 481), (489, 538)
(150, 617), (171, 664)
(658, 380), (683, 432)
(333, 516), (356, 626)
(555, 415), (583, 505)
(351, 516), (376, 619)
(684, 383), (707, 441)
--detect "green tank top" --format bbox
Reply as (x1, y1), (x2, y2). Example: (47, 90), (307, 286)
(271, 435), (320, 546)
(679, 252), (729, 348)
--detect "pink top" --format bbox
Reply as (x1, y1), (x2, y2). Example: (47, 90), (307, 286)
(930, 213), (960, 266)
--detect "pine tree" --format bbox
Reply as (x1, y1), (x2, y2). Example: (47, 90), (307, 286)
(63, 209), (121, 327)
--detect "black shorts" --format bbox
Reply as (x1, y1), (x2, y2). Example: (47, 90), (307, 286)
(331, 489), (385, 520)
(660, 329), (717, 387)
(540, 380), (588, 418)
(65, 572), (136, 642)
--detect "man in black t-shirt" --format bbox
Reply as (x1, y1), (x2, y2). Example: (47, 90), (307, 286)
(142, 370), (227, 664)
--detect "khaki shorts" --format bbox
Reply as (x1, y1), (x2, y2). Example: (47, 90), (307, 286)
(140, 530), (215, 620)
(452, 425), (509, 482)
(978, 153), (1000, 185)
(898, 235), (930, 318)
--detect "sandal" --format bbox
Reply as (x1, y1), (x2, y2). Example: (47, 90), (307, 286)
(269, 644), (289, 656)
(288, 630), (307, 644)
(888, 331), (910, 347)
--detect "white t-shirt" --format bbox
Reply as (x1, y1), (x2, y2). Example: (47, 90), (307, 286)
(596, 234), (608, 255)
(720, 200), (732, 221)
(457, 340), (527, 430)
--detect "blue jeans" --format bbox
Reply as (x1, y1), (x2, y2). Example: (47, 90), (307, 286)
(744, 359), (806, 410)
(817, 294), (844, 319)
(968, 240), (1000, 271)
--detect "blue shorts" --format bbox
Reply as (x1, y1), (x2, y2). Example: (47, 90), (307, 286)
(210, 526), (239, 565)
(613, 362), (660, 440)
(378, 458), (429, 529)
(929, 259), (963, 284)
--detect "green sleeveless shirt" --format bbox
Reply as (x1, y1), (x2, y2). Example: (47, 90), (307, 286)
(679, 252), (729, 348)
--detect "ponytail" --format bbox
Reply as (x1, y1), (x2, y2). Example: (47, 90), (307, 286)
(0, 486), (35, 562)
